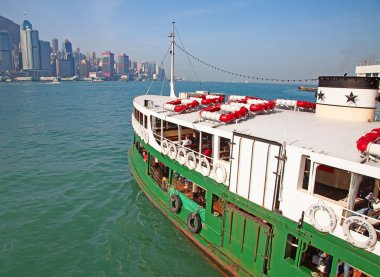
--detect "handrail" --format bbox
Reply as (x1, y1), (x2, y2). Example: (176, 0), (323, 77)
(340, 206), (380, 239)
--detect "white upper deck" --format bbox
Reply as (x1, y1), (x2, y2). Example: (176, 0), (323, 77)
(134, 94), (380, 169)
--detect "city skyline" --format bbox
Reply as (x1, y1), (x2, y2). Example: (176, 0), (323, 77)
(1, 0), (380, 81)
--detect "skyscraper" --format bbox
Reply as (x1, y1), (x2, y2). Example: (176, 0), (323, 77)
(102, 51), (115, 80)
(74, 47), (81, 75)
(92, 51), (97, 67)
(62, 39), (74, 76)
(62, 39), (72, 57)
(79, 59), (90, 78)
(0, 31), (12, 72)
(52, 38), (58, 55)
(39, 40), (51, 73)
(20, 19), (40, 70)
(56, 59), (72, 77)
(0, 15), (20, 71)
(117, 53), (129, 75)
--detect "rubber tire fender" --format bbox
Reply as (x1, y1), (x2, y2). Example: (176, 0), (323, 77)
(169, 194), (182, 214)
(187, 213), (202, 233)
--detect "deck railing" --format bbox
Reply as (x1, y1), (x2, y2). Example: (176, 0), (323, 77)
(132, 115), (229, 184)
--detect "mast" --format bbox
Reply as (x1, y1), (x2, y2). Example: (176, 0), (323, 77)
(169, 21), (176, 98)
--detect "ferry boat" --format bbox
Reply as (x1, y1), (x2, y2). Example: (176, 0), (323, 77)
(128, 23), (380, 276)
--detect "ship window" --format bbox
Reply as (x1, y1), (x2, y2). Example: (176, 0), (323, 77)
(336, 260), (372, 277)
(313, 164), (350, 201)
(351, 176), (380, 224)
(162, 120), (178, 142)
(373, 73), (379, 77)
(150, 116), (161, 144)
(172, 172), (206, 208)
(135, 109), (142, 124)
(135, 141), (146, 158)
(300, 245), (333, 276)
(219, 137), (231, 162)
(284, 234), (298, 263)
(212, 194), (224, 217)
(366, 73), (371, 77)
(143, 115), (147, 128)
(148, 154), (169, 192)
(201, 132), (213, 162)
(298, 156), (311, 191)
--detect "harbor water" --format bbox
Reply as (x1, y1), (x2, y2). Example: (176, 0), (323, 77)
(0, 81), (377, 276)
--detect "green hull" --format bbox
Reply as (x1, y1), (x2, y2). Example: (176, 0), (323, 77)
(128, 135), (379, 276)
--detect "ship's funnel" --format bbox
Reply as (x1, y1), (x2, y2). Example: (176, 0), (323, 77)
(316, 76), (379, 122)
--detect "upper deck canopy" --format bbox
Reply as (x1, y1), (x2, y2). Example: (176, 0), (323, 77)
(134, 94), (380, 168)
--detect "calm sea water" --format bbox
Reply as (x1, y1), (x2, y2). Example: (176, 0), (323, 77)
(0, 81), (376, 276)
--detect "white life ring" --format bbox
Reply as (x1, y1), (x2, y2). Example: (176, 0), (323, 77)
(213, 163), (227, 183)
(308, 204), (337, 233)
(342, 216), (377, 249)
(161, 140), (169, 155)
(177, 148), (187, 165)
(199, 157), (211, 176)
(168, 143), (177, 160)
(186, 152), (197, 170)
(143, 129), (149, 144)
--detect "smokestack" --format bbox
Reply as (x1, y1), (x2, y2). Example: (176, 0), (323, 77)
(316, 76), (379, 122)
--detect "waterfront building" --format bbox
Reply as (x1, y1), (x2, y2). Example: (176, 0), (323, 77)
(117, 53), (129, 75)
(20, 19), (40, 70)
(52, 38), (58, 55)
(102, 51), (115, 80)
(61, 39), (75, 76)
(79, 59), (90, 78)
(0, 31), (13, 72)
(92, 51), (96, 67)
(39, 40), (51, 74)
(356, 61), (380, 78)
(0, 15), (20, 71)
(137, 63), (142, 74)
(356, 61), (380, 91)
(56, 58), (73, 77)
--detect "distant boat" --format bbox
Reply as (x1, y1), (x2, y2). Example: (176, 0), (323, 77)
(92, 78), (104, 82)
(298, 85), (317, 92)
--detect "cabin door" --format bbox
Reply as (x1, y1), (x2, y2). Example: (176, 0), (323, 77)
(229, 133), (283, 211)
(222, 205), (272, 275)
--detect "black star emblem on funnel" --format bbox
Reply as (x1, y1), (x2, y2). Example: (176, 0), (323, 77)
(317, 91), (324, 100)
(345, 92), (358, 103)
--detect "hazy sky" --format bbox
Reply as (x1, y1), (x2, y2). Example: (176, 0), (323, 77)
(2, 0), (380, 81)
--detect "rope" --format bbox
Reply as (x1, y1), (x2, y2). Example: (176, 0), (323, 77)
(174, 25), (203, 89)
(174, 42), (317, 83)
(146, 46), (171, 95)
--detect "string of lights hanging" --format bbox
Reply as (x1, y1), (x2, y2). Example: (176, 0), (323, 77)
(174, 42), (318, 83)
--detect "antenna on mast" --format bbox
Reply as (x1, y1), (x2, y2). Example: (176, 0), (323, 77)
(169, 21), (176, 98)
